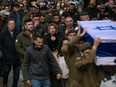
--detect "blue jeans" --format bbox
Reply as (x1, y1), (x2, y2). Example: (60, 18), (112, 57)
(2, 64), (20, 87)
(31, 79), (51, 87)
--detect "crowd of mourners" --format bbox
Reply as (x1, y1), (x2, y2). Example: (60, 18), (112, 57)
(0, 0), (116, 87)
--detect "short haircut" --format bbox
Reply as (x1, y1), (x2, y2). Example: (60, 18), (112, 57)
(33, 33), (43, 40)
(7, 18), (15, 24)
(65, 16), (73, 22)
(24, 18), (32, 24)
(40, 14), (45, 17)
(32, 13), (40, 18)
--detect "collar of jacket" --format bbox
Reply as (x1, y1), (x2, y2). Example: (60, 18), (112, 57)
(32, 43), (43, 51)
(22, 32), (32, 38)
(2, 27), (18, 37)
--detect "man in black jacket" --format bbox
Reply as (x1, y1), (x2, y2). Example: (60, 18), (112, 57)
(0, 18), (20, 87)
(23, 34), (62, 87)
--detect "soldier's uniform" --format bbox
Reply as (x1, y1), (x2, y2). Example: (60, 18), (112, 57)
(100, 74), (116, 87)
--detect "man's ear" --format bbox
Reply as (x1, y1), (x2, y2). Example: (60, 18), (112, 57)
(34, 40), (36, 44)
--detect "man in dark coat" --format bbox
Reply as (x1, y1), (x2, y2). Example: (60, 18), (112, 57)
(0, 18), (20, 87)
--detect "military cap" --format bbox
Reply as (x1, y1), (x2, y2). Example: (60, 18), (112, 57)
(24, 18), (32, 23)
(79, 42), (92, 51)
(79, 12), (89, 16)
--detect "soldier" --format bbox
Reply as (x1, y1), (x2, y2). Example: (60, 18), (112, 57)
(61, 28), (86, 87)
(79, 12), (90, 21)
(75, 38), (103, 87)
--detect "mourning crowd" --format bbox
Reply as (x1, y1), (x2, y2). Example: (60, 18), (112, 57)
(0, 0), (116, 87)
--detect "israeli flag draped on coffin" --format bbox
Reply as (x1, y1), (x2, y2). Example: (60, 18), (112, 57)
(78, 20), (116, 66)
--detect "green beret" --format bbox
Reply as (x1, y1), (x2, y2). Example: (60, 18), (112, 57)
(79, 42), (92, 51)
(24, 18), (32, 23)
(79, 12), (88, 16)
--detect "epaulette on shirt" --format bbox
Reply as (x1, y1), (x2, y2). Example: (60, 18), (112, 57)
(103, 76), (112, 82)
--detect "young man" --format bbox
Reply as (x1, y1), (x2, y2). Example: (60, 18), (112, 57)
(23, 34), (62, 87)
(75, 38), (104, 87)
(61, 29), (86, 87)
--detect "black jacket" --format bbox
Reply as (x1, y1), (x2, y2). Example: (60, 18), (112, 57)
(44, 33), (59, 52)
(24, 44), (61, 80)
(0, 28), (20, 64)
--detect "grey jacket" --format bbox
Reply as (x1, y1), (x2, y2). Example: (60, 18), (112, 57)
(24, 44), (61, 80)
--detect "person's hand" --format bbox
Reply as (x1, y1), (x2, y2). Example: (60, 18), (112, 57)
(34, 21), (39, 27)
(80, 28), (87, 36)
(51, 36), (56, 41)
(26, 80), (31, 86)
(63, 40), (68, 45)
(56, 73), (62, 80)
(76, 24), (81, 35)
(92, 37), (101, 50)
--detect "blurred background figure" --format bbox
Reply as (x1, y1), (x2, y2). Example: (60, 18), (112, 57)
(100, 59), (116, 87)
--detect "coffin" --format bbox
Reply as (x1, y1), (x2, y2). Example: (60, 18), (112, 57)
(78, 20), (116, 65)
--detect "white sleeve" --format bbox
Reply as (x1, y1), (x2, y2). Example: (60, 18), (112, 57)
(100, 80), (106, 87)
